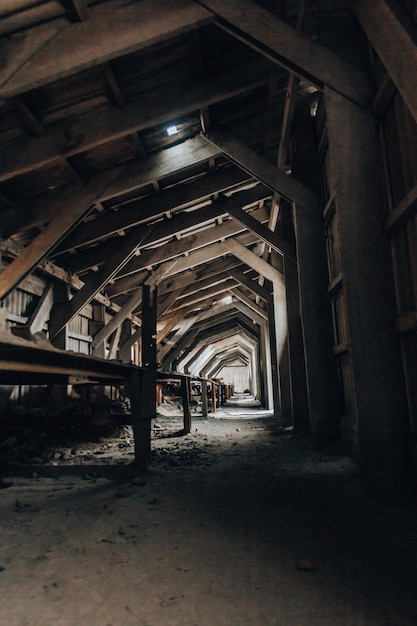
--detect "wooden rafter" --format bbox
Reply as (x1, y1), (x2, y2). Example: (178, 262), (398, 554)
(352, 0), (417, 125)
(0, 1), (213, 99)
(0, 167), (124, 300)
(203, 131), (320, 210)
(0, 57), (274, 183)
(195, 0), (371, 107)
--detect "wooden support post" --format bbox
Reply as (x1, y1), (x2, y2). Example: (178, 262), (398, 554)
(130, 284), (157, 470)
(284, 254), (309, 430)
(181, 376), (192, 434)
(267, 300), (281, 416)
(292, 93), (341, 448)
(90, 304), (106, 359)
(325, 87), (410, 501)
(210, 381), (217, 413)
(201, 379), (208, 417)
(271, 250), (292, 425)
(126, 368), (147, 471)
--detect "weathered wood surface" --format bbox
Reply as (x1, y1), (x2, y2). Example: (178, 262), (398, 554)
(204, 131), (321, 210)
(0, 1), (213, 99)
(352, 0), (417, 126)
(196, 0), (371, 107)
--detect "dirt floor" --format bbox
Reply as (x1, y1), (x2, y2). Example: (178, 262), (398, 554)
(1, 407), (417, 626)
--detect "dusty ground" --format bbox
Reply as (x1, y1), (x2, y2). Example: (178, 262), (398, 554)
(1, 408), (417, 626)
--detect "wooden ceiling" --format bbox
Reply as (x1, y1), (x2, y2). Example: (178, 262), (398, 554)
(0, 0), (368, 372)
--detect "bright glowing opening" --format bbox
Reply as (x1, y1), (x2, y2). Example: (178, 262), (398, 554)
(166, 125), (179, 136)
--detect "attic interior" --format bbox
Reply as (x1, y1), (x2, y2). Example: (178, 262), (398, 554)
(0, 0), (417, 623)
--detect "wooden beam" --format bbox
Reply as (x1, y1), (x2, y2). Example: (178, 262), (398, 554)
(54, 167), (252, 255)
(0, 168), (123, 300)
(386, 182), (417, 232)
(217, 193), (296, 261)
(372, 72), (397, 119)
(195, 0), (371, 107)
(49, 224), (152, 339)
(203, 131), (321, 210)
(352, 0), (417, 126)
(227, 267), (272, 302)
(0, 238), (141, 326)
(107, 325), (122, 360)
(92, 261), (178, 350)
(67, 205), (269, 274)
(27, 282), (55, 334)
(14, 97), (45, 137)
(157, 288), (187, 318)
(65, 185), (269, 272)
(224, 238), (283, 283)
(0, 1), (213, 99)
(159, 272), (231, 304)
(109, 232), (256, 297)
(0, 57), (274, 183)
(92, 291), (144, 350)
(0, 137), (220, 238)
(181, 377), (192, 433)
(165, 279), (238, 313)
(157, 259), (240, 297)
(229, 287), (268, 319)
(156, 312), (184, 344)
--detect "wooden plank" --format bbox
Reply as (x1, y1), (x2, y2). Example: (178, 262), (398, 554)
(229, 287), (268, 319)
(92, 291), (144, 349)
(0, 238), (141, 326)
(0, 168), (123, 300)
(67, 205), (269, 274)
(203, 131), (321, 210)
(54, 167), (252, 255)
(156, 312), (183, 344)
(0, 330), (133, 381)
(165, 279), (238, 313)
(224, 238), (283, 283)
(93, 261), (178, 350)
(66, 185), (270, 272)
(27, 282), (55, 334)
(0, 137), (219, 238)
(373, 72), (397, 119)
(0, 58), (275, 183)
(0, 1), (213, 98)
(110, 232), (255, 298)
(181, 377), (192, 433)
(352, 0), (417, 126)
(227, 267), (272, 302)
(385, 182), (417, 232)
(217, 193), (296, 261)
(158, 272), (231, 304)
(195, 0), (371, 107)
(157, 258), (240, 297)
(49, 224), (152, 339)
(107, 325), (122, 360)
(157, 288), (187, 318)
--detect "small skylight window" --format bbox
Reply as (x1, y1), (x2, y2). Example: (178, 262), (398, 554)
(166, 125), (179, 136)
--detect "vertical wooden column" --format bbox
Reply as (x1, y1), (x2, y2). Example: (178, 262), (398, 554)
(210, 381), (216, 413)
(181, 376), (192, 434)
(119, 319), (133, 363)
(90, 304), (106, 358)
(267, 300), (281, 416)
(292, 93), (341, 448)
(201, 379), (208, 417)
(271, 251), (292, 424)
(258, 320), (271, 410)
(129, 284), (157, 470)
(284, 256), (309, 430)
(325, 87), (410, 500)
(49, 283), (70, 406)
